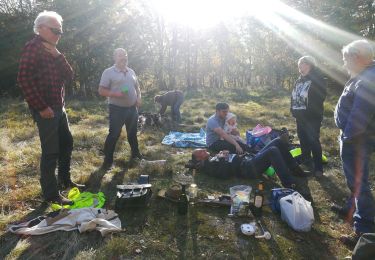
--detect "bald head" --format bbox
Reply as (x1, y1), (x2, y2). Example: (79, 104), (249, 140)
(192, 149), (210, 162)
(113, 48), (128, 69)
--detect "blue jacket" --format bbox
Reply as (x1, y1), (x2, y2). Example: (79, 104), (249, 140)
(335, 64), (375, 142)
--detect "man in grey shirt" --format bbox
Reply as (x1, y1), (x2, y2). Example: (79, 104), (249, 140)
(206, 103), (250, 154)
(99, 48), (142, 169)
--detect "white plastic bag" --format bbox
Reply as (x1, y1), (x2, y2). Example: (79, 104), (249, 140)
(280, 192), (314, 232)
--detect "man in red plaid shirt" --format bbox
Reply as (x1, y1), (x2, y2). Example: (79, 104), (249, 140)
(17, 11), (84, 205)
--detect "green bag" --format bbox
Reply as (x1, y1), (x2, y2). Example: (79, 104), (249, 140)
(51, 187), (106, 211)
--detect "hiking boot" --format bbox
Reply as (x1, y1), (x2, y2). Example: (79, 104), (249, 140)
(314, 170), (323, 178)
(291, 165), (310, 177)
(279, 132), (290, 144)
(300, 159), (314, 171)
(340, 233), (361, 249)
(331, 203), (349, 218)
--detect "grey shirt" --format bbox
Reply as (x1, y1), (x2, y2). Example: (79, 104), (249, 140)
(99, 65), (139, 107)
(206, 113), (225, 147)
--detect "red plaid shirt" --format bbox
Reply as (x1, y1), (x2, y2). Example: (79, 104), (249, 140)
(17, 35), (73, 111)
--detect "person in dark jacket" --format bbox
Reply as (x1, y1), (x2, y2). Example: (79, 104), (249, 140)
(154, 90), (184, 122)
(334, 40), (375, 246)
(291, 56), (327, 177)
(190, 138), (307, 188)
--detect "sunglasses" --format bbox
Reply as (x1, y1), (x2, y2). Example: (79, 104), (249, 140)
(47, 27), (63, 36)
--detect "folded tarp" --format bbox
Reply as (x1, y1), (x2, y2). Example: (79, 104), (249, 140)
(162, 128), (207, 148)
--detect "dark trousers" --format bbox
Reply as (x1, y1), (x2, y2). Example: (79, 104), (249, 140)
(340, 136), (375, 233)
(103, 104), (140, 163)
(209, 139), (252, 154)
(171, 95), (184, 122)
(32, 108), (73, 200)
(296, 117), (323, 171)
(243, 138), (297, 187)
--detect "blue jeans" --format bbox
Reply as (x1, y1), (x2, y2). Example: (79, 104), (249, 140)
(172, 95), (184, 122)
(32, 108), (73, 200)
(340, 135), (375, 233)
(103, 104), (140, 164)
(296, 117), (323, 171)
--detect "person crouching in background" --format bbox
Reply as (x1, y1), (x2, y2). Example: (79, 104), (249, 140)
(154, 90), (184, 123)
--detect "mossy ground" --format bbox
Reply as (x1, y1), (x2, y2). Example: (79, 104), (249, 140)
(1, 88), (373, 259)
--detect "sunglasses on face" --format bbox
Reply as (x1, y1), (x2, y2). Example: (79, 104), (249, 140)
(47, 27), (63, 36)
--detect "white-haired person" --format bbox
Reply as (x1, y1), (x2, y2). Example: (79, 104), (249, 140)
(290, 56), (327, 177)
(99, 48), (142, 169)
(334, 39), (375, 247)
(17, 11), (84, 205)
(223, 112), (246, 144)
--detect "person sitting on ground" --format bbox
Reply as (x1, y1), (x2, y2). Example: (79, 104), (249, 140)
(190, 137), (307, 188)
(206, 102), (251, 154)
(154, 90), (184, 122)
(223, 112), (246, 144)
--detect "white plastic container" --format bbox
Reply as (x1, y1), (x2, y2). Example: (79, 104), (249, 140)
(188, 183), (198, 199)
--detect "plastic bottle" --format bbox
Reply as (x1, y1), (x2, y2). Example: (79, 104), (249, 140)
(177, 185), (188, 215)
(121, 85), (129, 94)
(258, 181), (264, 191)
(253, 181), (264, 217)
(188, 183), (198, 203)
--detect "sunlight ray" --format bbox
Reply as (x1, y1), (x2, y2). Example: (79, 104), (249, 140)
(252, 0), (374, 85)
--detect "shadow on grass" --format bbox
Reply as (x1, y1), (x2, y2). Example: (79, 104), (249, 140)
(0, 201), (49, 259)
(85, 168), (107, 193)
(294, 228), (337, 260)
(173, 204), (201, 258)
(17, 230), (103, 259)
(316, 175), (349, 205)
(101, 170), (128, 208)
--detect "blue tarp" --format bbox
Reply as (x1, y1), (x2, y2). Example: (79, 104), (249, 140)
(162, 128), (207, 148)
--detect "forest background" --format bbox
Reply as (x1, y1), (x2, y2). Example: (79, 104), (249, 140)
(1, 0), (375, 96)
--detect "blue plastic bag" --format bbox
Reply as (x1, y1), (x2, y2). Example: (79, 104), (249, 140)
(270, 188), (295, 213)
